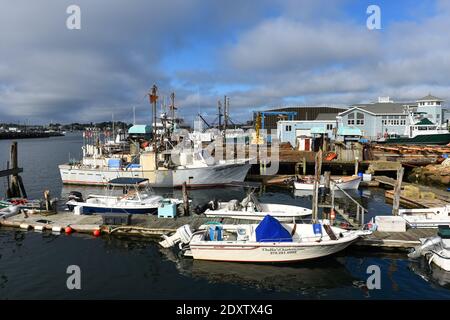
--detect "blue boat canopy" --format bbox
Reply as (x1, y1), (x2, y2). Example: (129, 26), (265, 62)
(255, 215), (293, 242)
(108, 177), (149, 186)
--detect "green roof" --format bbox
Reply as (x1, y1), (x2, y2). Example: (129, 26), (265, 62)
(415, 118), (434, 125)
(128, 125), (151, 134)
(337, 126), (362, 136)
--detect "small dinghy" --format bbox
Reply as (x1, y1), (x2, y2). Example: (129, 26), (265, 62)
(160, 215), (371, 263)
(66, 178), (183, 215)
(0, 205), (20, 219)
(293, 175), (361, 191)
(200, 193), (311, 221)
(409, 225), (450, 271)
(401, 205), (450, 228)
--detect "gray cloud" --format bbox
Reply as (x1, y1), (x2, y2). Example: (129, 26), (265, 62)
(0, 1), (449, 125)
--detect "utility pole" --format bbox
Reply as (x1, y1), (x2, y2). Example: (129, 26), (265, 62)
(223, 95), (228, 130)
(170, 92), (175, 132)
(217, 100), (223, 129)
(149, 85), (158, 169)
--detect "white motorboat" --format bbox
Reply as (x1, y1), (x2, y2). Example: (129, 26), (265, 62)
(160, 215), (370, 263)
(201, 193), (311, 221)
(409, 226), (450, 271)
(293, 175), (361, 191)
(66, 178), (183, 215)
(401, 205), (450, 228)
(0, 205), (20, 219)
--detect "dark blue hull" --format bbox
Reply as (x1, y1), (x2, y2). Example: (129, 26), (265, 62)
(68, 204), (157, 215)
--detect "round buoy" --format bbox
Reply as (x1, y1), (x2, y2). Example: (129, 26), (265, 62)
(93, 229), (101, 237)
(330, 209), (336, 220)
(65, 226), (73, 234)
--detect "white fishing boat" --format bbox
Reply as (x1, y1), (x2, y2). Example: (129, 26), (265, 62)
(160, 215), (370, 263)
(401, 205), (450, 228)
(409, 226), (450, 271)
(66, 178), (183, 215)
(59, 135), (251, 188)
(293, 175), (361, 191)
(201, 193), (311, 221)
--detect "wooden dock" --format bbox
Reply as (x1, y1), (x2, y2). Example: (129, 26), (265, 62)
(356, 228), (437, 249)
(375, 175), (450, 209)
(0, 209), (436, 250)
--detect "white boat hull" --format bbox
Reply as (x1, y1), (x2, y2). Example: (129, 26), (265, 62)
(204, 203), (312, 221)
(294, 176), (361, 191)
(189, 239), (357, 263)
(59, 162), (251, 187)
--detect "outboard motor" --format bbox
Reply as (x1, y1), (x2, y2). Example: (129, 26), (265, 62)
(408, 236), (442, 259)
(208, 199), (219, 210)
(68, 191), (84, 203)
(193, 202), (210, 215)
(159, 225), (193, 248)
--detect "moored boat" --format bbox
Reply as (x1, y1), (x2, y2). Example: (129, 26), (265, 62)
(401, 205), (450, 228)
(409, 225), (450, 271)
(200, 193), (312, 221)
(160, 215), (370, 263)
(293, 175), (361, 191)
(66, 178), (183, 215)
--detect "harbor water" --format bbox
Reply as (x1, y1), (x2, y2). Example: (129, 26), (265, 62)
(1, 134), (450, 299)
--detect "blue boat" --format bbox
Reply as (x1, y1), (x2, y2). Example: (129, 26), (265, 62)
(66, 178), (183, 215)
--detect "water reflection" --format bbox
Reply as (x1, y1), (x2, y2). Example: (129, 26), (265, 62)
(409, 258), (450, 289)
(159, 247), (357, 293)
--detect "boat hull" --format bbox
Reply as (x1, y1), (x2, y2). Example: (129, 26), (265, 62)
(59, 162), (251, 188)
(294, 176), (360, 191)
(381, 133), (450, 145)
(189, 239), (357, 263)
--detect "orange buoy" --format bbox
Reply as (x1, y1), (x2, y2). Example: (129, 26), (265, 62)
(93, 229), (101, 237)
(65, 226), (73, 234)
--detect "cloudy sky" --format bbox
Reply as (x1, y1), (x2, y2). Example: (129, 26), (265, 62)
(0, 0), (449, 125)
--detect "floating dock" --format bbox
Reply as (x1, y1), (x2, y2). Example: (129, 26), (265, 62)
(0, 210), (438, 250)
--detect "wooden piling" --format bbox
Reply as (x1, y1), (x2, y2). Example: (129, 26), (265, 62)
(312, 150), (323, 223)
(392, 167), (405, 216)
(182, 182), (190, 216)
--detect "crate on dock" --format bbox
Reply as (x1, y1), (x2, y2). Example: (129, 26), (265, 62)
(375, 215), (406, 232)
(158, 201), (176, 218)
(102, 213), (131, 225)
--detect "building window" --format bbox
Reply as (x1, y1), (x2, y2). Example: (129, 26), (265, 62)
(356, 112), (364, 125)
(347, 112), (355, 125)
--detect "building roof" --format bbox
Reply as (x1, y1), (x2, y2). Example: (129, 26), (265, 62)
(314, 113), (338, 121)
(337, 126), (362, 136)
(417, 94), (444, 102)
(342, 102), (416, 115)
(415, 118), (434, 125)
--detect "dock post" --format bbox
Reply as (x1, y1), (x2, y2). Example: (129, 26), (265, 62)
(354, 157), (359, 176)
(8, 141), (25, 198)
(392, 167), (404, 216)
(312, 150), (323, 223)
(302, 157), (306, 176)
(182, 182), (190, 216)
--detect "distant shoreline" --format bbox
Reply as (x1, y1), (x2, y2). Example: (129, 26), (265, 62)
(0, 132), (65, 140)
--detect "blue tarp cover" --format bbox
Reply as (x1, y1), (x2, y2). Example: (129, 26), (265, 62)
(255, 215), (292, 242)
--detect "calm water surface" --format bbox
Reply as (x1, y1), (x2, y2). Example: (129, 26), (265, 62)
(1, 134), (450, 299)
